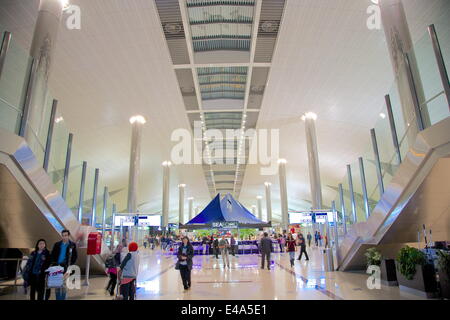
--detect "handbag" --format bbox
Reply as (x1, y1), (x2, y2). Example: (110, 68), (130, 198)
(175, 261), (180, 270)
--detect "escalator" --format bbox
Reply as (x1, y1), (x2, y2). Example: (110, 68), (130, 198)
(0, 128), (110, 275)
(337, 117), (450, 271)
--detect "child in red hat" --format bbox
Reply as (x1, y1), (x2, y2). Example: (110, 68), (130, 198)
(117, 242), (139, 300)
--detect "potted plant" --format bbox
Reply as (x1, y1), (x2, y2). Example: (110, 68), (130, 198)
(395, 246), (438, 298)
(364, 247), (398, 286)
(437, 250), (450, 299)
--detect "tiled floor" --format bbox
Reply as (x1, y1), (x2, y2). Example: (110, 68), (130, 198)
(0, 246), (426, 300)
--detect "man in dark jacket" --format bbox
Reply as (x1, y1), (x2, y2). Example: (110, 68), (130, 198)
(49, 229), (78, 300)
(259, 233), (272, 270)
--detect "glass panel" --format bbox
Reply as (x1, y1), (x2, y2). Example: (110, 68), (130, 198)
(412, 32), (445, 114)
(434, 14), (450, 80)
(361, 146), (379, 215)
(350, 161), (367, 223)
(0, 98), (21, 133)
(25, 124), (45, 166)
(423, 92), (450, 125)
(83, 167), (96, 225)
(374, 105), (397, 189)
(0, 35), (32, 115)
(47, 110), (69, 194)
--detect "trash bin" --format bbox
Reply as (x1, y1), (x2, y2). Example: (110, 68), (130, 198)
(323, 248), (334, 271)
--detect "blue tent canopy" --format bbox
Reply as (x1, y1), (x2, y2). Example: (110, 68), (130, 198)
(184, 193), (270, 228)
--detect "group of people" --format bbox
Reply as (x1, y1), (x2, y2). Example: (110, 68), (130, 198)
(22, 229), (77, 300)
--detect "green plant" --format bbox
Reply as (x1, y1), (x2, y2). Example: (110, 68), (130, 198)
(396, 246), (426, 280)
(437, 250), (450, 278)
(364, 247), (382, 267)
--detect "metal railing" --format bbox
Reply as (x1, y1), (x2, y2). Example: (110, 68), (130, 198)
(0, 257), (28, 287)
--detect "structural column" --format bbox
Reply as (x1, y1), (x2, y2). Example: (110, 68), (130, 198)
(178, 184), (186, 225)
(278, 159), (289, 231)
(302, 112), (323, 210)
(127, 115), (146, 213)
(25, 0), (65, 144)
(188, 197), (194, 221)
(162, 161), (171, 229)
(264, 182), (272, 222)
(256, 196), (263, 221)
(380, 0), (430, 144)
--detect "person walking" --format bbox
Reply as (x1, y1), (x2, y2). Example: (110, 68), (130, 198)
(307, 232), (312, 247)
(218, 236), (231, 268)
(286, 234), (296, 267)
(105, 254), (118, 297)
(177, 236), (194, 290)
(23, 239), (51, 300)
(118, 242), (140, 300)
(318, 232), (323, 247)
(279, 234), (286, 253)
(213, 237), (219, 259)
(297, 233), (309, 261)
(314, 231), (319, 247)
(230, 235), (236, 257)
(259, 232), (272, 270)
(202, 236), (208, 255)
(49, 229), (78, 300)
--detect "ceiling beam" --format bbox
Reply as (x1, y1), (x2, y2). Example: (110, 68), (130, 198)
(234, 0), (262, 196)
(173, 62), (271, 69)
(178, 0), (217, 196)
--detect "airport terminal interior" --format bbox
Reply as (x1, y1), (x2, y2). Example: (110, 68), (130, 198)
(0, 0), (449, 301)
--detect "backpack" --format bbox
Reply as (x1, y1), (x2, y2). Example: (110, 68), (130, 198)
(105, 255), (116, 268)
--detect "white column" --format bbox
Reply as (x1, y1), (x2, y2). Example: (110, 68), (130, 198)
(188, 197), (194, 221)
(25, 0), (65, 144)
(162, 161), (171, 229)
(127, 115), (146, 213)
(178, 184), (186, 225)
(264, 182), (272, 222)
(256, 196), (263, 221)
(278, 159), (289, 231)
(380, 0), (429, 144)
(302, 112), (323, 210)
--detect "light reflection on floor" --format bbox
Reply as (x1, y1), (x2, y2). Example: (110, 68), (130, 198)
(0, 246), (429, 300)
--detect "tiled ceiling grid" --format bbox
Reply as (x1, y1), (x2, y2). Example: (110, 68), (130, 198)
(154, 0), (286, 199)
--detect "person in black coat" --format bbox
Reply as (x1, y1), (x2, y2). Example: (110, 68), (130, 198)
(297, 234), (309, 261)
(212, 237), (219, 259)
(50, 230), (78, 271)
(177, 236), (194, 290)
(259, 232), (272, 270)
(23, 239), (51, 300)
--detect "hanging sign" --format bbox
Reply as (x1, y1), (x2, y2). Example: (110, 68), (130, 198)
(212, 221), (238, 229)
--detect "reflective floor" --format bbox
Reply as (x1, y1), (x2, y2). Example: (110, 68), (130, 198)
(0, 246), (427, 300)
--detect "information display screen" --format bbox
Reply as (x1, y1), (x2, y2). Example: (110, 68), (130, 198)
(289, 211), (334, 224)
(138, 215), (161, 227)
(114, 216), (135, 227)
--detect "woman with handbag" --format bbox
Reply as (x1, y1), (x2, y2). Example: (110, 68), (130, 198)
(176, 236), (194, 290)
(23, 239), (51, 300)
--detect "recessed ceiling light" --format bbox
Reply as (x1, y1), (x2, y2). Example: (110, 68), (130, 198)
(379, 113), (386, 119)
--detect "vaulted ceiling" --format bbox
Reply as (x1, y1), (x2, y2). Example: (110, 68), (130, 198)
(0, 0), (448, 223)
